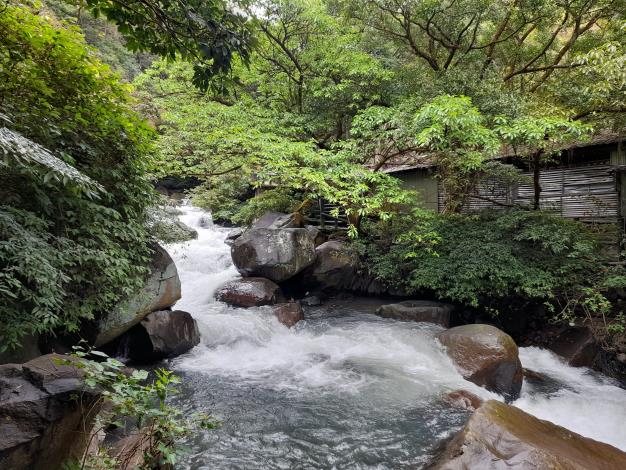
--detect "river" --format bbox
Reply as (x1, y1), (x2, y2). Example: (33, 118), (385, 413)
(165, 205), (626, 469)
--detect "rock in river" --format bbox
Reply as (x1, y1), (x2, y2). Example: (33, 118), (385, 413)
(271, 302), (304, 327)
(123, 310), (200, 363)
(430, 400), (626, 469)
(300, 240), (359, 292)
(231, 227), (318, 282)
(215, 277), (284, 307)
(95, 243), (181, 347)
(376, 300), (454, 327)
(438, 324), (523, 400)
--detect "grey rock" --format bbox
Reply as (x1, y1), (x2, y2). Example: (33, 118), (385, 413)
(231, 227), (318, 282)
(301, 241), (359, 292)
(124, 310), (200, 363)
(375, 300), (454, 327)
(0, 354), (101, 470)
(95, 243), (181, 347)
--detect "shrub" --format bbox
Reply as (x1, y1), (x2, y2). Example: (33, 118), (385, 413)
(358, 209), (614, 313)
(0, 2), (154, 350)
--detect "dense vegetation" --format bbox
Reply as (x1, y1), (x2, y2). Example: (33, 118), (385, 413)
(0, 2), (154, 350)
(2, 0), (626, 354)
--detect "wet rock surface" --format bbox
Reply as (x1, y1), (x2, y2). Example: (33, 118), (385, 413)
(271, 302), (305, 327)
(300, 240), (359, 292)
(430, 400), (626, 470)
(215, 277), (284, 307)
(376, 300), (454, 327)
(0, 354), (100, 470)
(444, 390), (483, 412)
(438, 324), (523, 400)
(231, 227), (318, 282)
(547, 325), (600, 367)
(122, 310), (200, 363)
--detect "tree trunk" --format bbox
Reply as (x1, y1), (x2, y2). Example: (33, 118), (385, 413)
(532, 150), (543, 210)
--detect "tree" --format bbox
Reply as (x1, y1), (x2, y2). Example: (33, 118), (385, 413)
(0, 3), (154, 350)
(413, 95), (500, 212)
(495, 115), (592, 209)
(79, 0), (253, 90)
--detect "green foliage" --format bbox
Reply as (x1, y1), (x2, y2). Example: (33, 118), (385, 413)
(43, 0), (151, 81)
(79, 0), (252, 91)
(0, 2), (154, 350)
(61, 347), (216, 469)
(360, 209), (607, 311)
(413, 95), (500, 213)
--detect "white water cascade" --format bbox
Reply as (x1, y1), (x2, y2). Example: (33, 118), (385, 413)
(166, 205), (626, 469)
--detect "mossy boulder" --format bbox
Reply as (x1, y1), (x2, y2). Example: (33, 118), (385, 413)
(431, 400), (626, 469)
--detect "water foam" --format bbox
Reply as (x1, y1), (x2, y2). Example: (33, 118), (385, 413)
(166, 204), (626, 467)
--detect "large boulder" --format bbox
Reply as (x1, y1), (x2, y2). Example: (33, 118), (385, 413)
(430, 400), (626, 469)
(438, 324), (523, 400)
(251, 212), (303, 229)
(0, 354), (101, 470)
(300, 241), (359, 292)
(376, 300), (454, 327)
(215, 277), (284, 307)
(121, 310), (200, 363)
(96, 244), (181, 346)
(271, 302), (304, 327)
(231, 227), (318, 282)
(547, 325), (600, 368)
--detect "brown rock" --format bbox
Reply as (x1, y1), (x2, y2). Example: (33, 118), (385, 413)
(444, 390), (483, 411)
(215, 277), (284, 307)
(272, 302), (304, 327)
(438, 324), (523, 400)
(547, 325), (599, 367)
(430, 400), (626, 470)
(376, 300), (454, 327)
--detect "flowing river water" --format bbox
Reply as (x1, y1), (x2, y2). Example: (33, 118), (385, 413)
(165, 205), (626, 469)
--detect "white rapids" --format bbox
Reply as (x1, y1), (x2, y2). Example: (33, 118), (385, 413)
(164, 204), (626, 469)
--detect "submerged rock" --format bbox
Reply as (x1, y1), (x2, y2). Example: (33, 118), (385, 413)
(231, 227), (318, 282)
(438, 324), (523, 400)
(271, 302), (304, 327)
(123, 310), (200, 363)
(444, 390), (483, 412)
(0, 354), (101, 470)
(300, 241), (359, 292)
(375, 300), (454, 327)
(215, 277), (284, 307)
(96, 243), (181, 347)
(301, 295), (322, 307)
(430, 400), (626, 469)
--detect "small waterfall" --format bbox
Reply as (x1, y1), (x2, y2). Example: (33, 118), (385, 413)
(165, 204), (626, 468)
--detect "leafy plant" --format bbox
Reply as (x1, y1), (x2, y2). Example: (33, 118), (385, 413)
(60, 347), (216, 469)
(0, 2), (154, 350)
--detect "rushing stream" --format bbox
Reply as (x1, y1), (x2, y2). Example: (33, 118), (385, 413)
(166, 205), (626, 469)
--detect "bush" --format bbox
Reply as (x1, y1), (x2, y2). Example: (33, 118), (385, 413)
(0, 2), (154, 350)
(358, 209), (612, 313)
